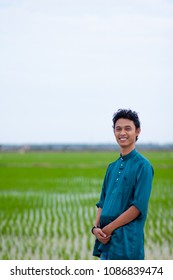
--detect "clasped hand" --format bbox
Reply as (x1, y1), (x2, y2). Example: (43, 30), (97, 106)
(93, 225), (112, 244)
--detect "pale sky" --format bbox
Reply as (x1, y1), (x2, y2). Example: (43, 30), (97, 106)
(0, 0), (173, 144)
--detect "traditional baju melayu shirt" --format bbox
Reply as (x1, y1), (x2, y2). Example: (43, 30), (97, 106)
(93, 149), (154, 260)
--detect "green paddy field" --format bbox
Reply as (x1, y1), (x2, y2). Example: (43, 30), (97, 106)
(0, 150), (173, 260)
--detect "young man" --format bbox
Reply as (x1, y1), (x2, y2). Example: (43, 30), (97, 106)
(92, 109), (154, 260)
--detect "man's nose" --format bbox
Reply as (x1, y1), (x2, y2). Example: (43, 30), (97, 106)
(120, 129), (126, 135)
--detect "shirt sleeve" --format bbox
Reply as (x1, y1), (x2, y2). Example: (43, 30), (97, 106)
(96, 166), (109, 208)
(130, 160), (154, 218)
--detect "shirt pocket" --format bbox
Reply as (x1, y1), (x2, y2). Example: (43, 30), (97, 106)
(120, 175), (136, 199)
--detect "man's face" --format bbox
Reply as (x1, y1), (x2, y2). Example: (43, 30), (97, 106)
(114, 118), (141, 148)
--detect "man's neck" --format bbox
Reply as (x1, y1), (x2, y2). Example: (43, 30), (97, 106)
(120, 145), (135, 156)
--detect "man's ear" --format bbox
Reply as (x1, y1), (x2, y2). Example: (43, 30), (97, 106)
(136, 128), (141, 137)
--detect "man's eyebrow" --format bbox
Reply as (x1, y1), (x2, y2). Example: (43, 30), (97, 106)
(115, 125), (132, 128)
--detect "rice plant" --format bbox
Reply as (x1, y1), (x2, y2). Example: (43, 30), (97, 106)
(0, 151), (173, 259)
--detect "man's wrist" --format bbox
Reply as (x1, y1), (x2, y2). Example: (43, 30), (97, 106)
(91, 225), (100, 234)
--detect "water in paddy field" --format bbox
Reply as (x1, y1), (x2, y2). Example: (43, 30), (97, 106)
(0, 190), (172, 260)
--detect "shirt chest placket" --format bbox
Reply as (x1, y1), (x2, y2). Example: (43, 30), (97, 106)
(115, 157), (126, 186)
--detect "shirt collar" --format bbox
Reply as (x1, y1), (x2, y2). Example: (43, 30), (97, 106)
(120, 149), (137, 161)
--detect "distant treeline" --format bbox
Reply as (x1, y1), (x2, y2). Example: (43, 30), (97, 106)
(0, 143), (173, 152)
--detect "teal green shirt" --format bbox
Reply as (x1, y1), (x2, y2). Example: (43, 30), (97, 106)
(93, 149), (154, 260)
